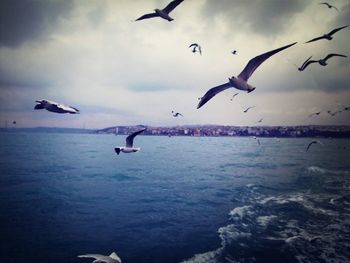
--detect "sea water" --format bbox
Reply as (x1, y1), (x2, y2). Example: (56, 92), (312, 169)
(0, 133), (349, 263)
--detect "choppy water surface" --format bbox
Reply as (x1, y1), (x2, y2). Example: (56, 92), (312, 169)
(0, 133), (349, 263)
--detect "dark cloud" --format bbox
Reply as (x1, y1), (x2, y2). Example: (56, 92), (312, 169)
(333, 2), (350, 26)
(0, 0), (73, 47)
(201, 0), (309, 36)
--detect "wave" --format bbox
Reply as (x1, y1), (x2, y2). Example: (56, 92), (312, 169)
(307, 166), (350, 176)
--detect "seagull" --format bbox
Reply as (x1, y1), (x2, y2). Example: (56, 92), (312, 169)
(232, 50), (238, 55)
(306, 140), (323, 152)
(305, 25), (349, 43)
(34, 99), (79, 114)
(319, 2), (339, 12)
(78, 252), (121, 263)
(197, 42), (297, 109)
(243, 106), (255, 113)
(172, 111), (183, 117)
(230, 93), (239, 101)
(298, 54), (347, 71)
(343, 106), (349, 111)
(12, 121), (16, 124)
(309, 111), (321, 117)
(114, 128), (146, 155)
(189, 43), (202, 55)
(135, 0), (184, 22)
(253, 136), (261, 145)
(327, 110), (342, 116)
(256, 118), (263, 123)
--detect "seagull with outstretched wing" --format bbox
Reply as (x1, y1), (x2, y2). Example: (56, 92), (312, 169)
(305, 25), (349, 43)
(197, 42), (297, 109)
(299, 53), (347, 70)
(114, 128), (146, 155)
(34, 99), (79, 114)
(78, 252), (121, 263)
(135, 0), (184, 22)
(319, 2), (339, 12)
(306, 140), (323, 152)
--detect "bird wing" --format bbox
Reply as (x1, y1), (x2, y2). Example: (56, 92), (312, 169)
(34, 103), (45, 110)
(109, 252), (122, 263)
(189, 43), (197, 48)
(78, 254), (101, 260)
(305, 36), (325, 43)
(324, 53), (347, 62)
(126, 128), (146, 147)
(318, 3), (330, 7)
(238, 42), (297, 81)
(135, 12), (158, 21)
(198, 46), (202, 55)
(300, 56), (313, 69)
(302, 60), (318, 70)
(306, 141), (316, 152)
(332, 6), (339, 12)
(328, 25), (349, 36)
(162, 0), (184, 14)
(57, 103), (79, 113)
(197, 82), (231, 109)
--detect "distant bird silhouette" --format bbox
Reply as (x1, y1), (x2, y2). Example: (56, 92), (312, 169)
(319, 2), (339, 12)
(243, 106), (255, 113)
(230, 93), (239, 101)
(298, 54), (347, 71)
(327, 110), (342, 116)
(305, 25), (349, 43)
(189, 43), (202, 55)
(232, 50), (238, 55)
(306, 140), (323, 152)
(12, 121), (16, 124)
(34, 99), (79, 114)
(78, 252), (121, 263)
(256, 118), (263, 123)
(172, 111), (183, 117)
(114, 128), (146, 155)
(135, 0), (184, 22)
(197, 42), (297, 109)
(343, 106), (349, 111)
(253, 136), (261, 145)
(309, 111), (321, 117)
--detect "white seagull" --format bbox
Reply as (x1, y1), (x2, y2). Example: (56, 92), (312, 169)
(189, 43), (202, 55)
(298, 54), (347, 71)
(305, 25), (349, 43)
(135, 0), (184, 22)
(34, 99), (79, 114)
(78, 252), (121, 263)
(197, 42), (297, 109)
(230, 93), (239, 101)
(115, 128), (146, 155)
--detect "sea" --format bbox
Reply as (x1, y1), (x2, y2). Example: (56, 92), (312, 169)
(0, 132), (349, 263)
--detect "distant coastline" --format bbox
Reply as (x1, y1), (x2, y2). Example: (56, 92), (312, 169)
(2, 125), (350, 138)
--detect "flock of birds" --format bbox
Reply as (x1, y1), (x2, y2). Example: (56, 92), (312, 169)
(27, 1), (349, 261)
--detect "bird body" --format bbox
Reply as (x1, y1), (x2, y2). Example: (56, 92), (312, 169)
(135, 0), (183, 22)
(309, 111), (321, 117)
(78, 252), (121, 263)
(172, 111), (183, 117)
(189, 43), (202, 55)
(197, 42), (297, 109)
(34, 99), (79, 114)
(115, 128), (146, 155)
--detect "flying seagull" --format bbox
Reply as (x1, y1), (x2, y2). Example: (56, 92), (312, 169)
(305, 25), (349, 43)
(243, 106), (255, 113)
(189, 43), (202, 55)
(34, 99), (79, 114)
(306, 140), (323, 152)
(78, 252), (121, 263)
(253, 136), (261, 145)
(114, 128), (146, 155)
(197, 42), (297, 109)
(298, 54), (347, 71)
(135, 0), (184, 22)
(232, 50), (238, 55)
(172, 111), (183, 117)
(256, 118), (263, 123)
(343, 106), (349, 111)
(319, 2), (339, 12)
(327, 110), (342, 116)
(230, 93), (239, 101)
(309, 111), (321, 117)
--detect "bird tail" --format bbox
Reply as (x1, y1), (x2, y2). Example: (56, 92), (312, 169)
(247, 87), (256, 93)
(114, 148), (121, 155)
(109, 252), (121, 262)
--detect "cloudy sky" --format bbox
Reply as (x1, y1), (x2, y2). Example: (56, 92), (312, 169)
(0, 0), (349, 129)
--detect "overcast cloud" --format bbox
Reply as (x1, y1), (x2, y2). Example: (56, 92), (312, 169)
(0, 0), (349, 128)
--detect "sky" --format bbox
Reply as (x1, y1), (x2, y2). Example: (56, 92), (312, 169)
(0, 0), (349, 129)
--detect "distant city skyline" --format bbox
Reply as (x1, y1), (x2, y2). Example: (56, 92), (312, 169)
(1, 0), (350, 128)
